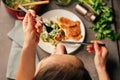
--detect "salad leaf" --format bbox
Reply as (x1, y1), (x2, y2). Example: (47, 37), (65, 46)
(40, 20), (60, 45)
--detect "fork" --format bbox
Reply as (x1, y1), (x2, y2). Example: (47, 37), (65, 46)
(18, 5), (53, 33)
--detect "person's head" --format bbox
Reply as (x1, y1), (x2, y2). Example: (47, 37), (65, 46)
(34, 44), (91, 80)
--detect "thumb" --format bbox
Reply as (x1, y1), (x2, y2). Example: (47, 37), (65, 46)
(28, 12), (35, 30)
(53, 43), (67, 55)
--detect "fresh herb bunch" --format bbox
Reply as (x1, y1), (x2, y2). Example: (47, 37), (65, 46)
(76, 0), (120, 40)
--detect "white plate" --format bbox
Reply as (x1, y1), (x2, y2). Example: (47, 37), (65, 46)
(38, 9), (85, 54)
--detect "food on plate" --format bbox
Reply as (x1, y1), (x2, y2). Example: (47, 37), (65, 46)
(40, 17), (82, 45)
(54, 30), (65, 45)
(57, 17), (82, 41)
(40, 20), (61, 45)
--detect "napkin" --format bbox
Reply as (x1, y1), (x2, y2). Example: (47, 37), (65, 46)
(6, 20), (39, 79)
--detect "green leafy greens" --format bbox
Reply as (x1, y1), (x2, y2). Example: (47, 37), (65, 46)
(76, 0), (120, 40)
(5, 0), (34, 8)
(40, 20), (61, 45)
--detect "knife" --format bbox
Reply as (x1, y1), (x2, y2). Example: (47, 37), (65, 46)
(61, 41), (105, 46)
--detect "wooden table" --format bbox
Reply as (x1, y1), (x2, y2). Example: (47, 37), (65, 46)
(113, 0), (120, 61)
(0, 0), (120, 80)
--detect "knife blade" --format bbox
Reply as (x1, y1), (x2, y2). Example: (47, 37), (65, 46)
(61, 41), (105, 46)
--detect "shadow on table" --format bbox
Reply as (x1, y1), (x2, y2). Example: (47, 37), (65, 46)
(107, 59), (120, 80)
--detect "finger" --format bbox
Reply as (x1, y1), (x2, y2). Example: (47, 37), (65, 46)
(35, 22), (42, 33)
(37, 28), (41, 33)
(53, 43), (67, 55)
(28, 12), (35, 30)
(86, 41), (93, 50)
(36, 32), (40, 38)
(23, 12), (29, 27)
(87, 45), (93, 49)
(36, 34), (40, 43)
(94, 41), (101, 56)
(101, 47), (108, 57)
(91, 40), (104, 44)
(58, 43), (67, 54)
(28, 9), (36, 17)
(87, 45), (94, 52)
(28, 9), (38, 26)
(87, 48), (94, 53)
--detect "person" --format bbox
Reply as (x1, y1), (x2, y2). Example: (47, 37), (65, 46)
(16, 10), (110, 80)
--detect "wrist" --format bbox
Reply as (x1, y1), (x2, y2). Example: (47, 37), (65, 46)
(95, 61), (107, 73)
(96, 66), (107, 73)
(96, 65), (110, 80)
(22, 43), (37, 55)
(23, 40), (38, 46)
(23, 42), (37, 50)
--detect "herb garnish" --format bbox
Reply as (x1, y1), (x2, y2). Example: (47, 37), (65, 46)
(76, 0), (120, 40)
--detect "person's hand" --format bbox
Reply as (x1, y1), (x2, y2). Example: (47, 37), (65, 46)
(87, 40), (108, 71)
(23, 10), (42, 47)
(53, 43), (67, 55)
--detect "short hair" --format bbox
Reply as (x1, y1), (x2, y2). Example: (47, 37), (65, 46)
(33, 59), (91, 80)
